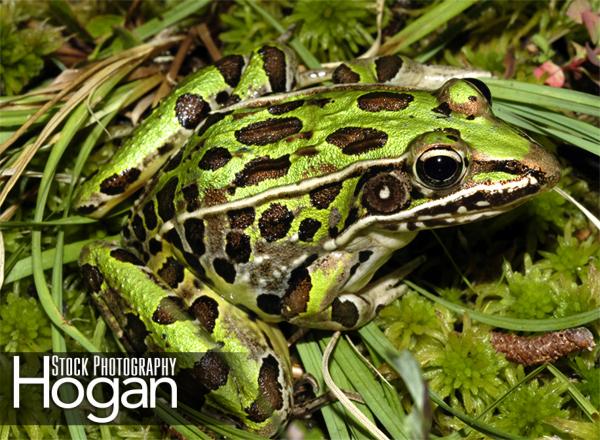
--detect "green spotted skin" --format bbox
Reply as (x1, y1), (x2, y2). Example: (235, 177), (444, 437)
(79, 45), (560, 435)
(74, 44), (297, 218)
(80, 243), (291, 435)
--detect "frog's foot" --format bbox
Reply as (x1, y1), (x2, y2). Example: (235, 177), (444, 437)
(80, 240), (293, 437)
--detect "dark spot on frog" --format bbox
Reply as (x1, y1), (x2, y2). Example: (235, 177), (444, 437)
(227, 207), (255, 229)
(156, 177), (178, 221)
(213, 257), (236, 284)
(432, 102), (452, 117)
(466, 114), (476, 120)
(406, 222), (418, 231)
(203, 188), (228, 207)
(436, 127), (461, 139)
(163, 150), (183, 172)
(257, 294), (282, 315)
(198, 147), (232, 171)
(81, 264), (103, 293)
(142, 200), (158, 230)
(110, 248), (144, 266)
(331, 298), (359, 328)
(100, 168), (141, 195)
(184, 218), (206, 256)
(259, 46), (288, 93)
(258, 203), (294, 242)
(182, 183), (201, 212)
(158, 257), (185, 288)
(286, 131), (313, 142)
(235, 117), (303, 146)
(359, 250), (373, 263)
(268, 100), (304, 115)
(190, 295), (219, 333)
(131, 242), (150, 264)
(122, 313), (149, 354)
(298, 218), (321, 242)
(225, 94), (241, 106)
(215, 54), (245, 87)
(294, 146), (319, 157)
(375, 55), (403, 82)
(332, 63), (360, 84)
(349, 250), (373, 278)
(152, 296), (189, 325)
(357, 92), (414, 112)
(282, 254), (317, 318)
(225, 231), (252, 263)
(307, 98), (332, 107)
(245, 354), (284, 422)
(194, 351), (230, 390)
(175, 93), (210, 129)
(148, 238), (162, 255)
(131, 214), (146, 241)
(234, 155), (291, 187)
(164, 228), (184, 252)
(310, 182), (342, 209)
(158, 142), (175, 156)
(468, 95), (477, 102)
(196, 112), (230, 138)
(215, 91), (230, 105)
(342, 207), (359, 230)
(326, 127), (388, 155)
(183, 251), (207, 280)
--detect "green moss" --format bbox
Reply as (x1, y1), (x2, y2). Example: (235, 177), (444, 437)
(494, 379), (569, 437)
(0, 292), (52, 352)
(419, 322), (508, 414)
(285, 0), (380, 61)
(0, 3), (63, 95)
(378, 291), (453, 349)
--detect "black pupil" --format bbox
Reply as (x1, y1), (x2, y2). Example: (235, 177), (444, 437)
(422, 155), (459, 184)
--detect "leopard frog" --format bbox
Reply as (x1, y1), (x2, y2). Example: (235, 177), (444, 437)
(76, 44), (560, 436)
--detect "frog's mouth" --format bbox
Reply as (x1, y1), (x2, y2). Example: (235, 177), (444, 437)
(400, 172), (544, 229)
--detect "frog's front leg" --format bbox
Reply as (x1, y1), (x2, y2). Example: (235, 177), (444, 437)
(280, 249), (409, 331)
(290, 265), (408, 331)
(79, 241), (293, 437)
(74, 44), (297, 218)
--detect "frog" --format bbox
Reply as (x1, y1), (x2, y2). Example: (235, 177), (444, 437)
(75, 44), (560, 436)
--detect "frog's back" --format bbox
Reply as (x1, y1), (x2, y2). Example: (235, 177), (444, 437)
(124, 80), (555, 321)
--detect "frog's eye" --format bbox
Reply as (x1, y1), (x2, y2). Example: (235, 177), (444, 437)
(415, 147), (464, 189)
(464, 78), (492, 105)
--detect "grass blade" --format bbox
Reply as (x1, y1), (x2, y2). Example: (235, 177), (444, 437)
(380, 0), (478, 54)
(406, 281), (600, 331)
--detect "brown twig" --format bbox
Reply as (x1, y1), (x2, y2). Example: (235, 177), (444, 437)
(491, 327), (596, 366)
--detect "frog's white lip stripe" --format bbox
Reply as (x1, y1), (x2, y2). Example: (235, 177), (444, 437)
(325, 174), (539, 250)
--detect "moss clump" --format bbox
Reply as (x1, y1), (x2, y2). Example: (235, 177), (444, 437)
(0, 292), (52, 352)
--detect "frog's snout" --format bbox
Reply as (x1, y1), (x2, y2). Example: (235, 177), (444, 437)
(522, 143), (561, 189)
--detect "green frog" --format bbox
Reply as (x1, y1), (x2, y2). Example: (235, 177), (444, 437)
(75, 44), (560, 436)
